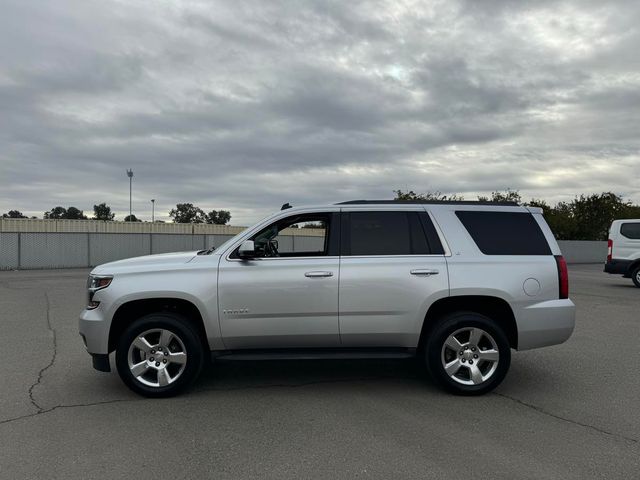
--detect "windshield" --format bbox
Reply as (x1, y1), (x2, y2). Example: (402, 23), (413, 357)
(207, 211), (277, 254)
(211, 230), (246, 254)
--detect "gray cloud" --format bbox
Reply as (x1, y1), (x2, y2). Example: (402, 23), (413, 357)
(0, 0), (639, 224)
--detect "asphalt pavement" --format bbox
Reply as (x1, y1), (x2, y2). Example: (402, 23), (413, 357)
(0, 265), (638, 479)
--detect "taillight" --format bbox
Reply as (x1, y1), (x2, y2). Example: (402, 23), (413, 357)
(555, 255), (569, 299)
(607, 239), (613, 263)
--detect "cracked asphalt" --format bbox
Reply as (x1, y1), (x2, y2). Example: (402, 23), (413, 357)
(0, 265), (638, 479)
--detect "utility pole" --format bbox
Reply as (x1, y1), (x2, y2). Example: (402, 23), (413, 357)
(126, 169), (133, 220)
(151, 199), (155, 222)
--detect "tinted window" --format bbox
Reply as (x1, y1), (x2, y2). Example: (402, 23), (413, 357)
(620, 223), (640, 239)
(419, 212), (445, 255)
(456, 211), (551, 255)
(343, 211), (435, 256)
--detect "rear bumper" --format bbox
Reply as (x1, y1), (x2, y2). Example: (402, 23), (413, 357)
(516, 299), (576, 350)
(604, 259), (632, 276)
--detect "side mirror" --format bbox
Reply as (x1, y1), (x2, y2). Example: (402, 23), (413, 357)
(238, 240), (256, 259)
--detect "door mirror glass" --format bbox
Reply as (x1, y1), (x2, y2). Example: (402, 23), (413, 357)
(238, 240), (256, 258)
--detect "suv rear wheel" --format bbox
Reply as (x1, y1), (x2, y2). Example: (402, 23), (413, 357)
(631, 265), (640, 288)
(115, 313), (205, 397)
(425, 312), (511, 395)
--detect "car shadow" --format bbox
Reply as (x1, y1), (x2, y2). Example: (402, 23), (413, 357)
(194, 358), (427, 393)
(609, 283), (638, 289)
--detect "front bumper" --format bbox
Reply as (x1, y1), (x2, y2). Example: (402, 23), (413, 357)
(79, 307), (110, 355)
(604, 259), (632, 276)
(516, 298), (576, 351)
(91, 353), (111, 372)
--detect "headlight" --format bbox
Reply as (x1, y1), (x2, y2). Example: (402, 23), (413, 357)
(88, 275), (113, 290)
(87, 275), (113, 309)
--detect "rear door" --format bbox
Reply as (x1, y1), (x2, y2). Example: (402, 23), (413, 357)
(338, 208), (449, 347)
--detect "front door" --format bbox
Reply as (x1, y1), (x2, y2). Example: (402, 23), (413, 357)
(218, 212), (340, 349)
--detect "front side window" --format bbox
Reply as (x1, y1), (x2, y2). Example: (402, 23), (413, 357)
(243, 213), (330, 258)
(620, 223), (640, 239)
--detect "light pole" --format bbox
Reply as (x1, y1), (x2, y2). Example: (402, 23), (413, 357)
(151, 199), (155, 222)
(126, 169), (133, 221)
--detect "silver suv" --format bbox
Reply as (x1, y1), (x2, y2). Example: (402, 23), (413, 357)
(79, 201), (575, 397)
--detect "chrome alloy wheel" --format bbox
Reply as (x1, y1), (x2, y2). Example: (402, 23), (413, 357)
(441, 327), (500, 386)
(127, 329), (187, 387)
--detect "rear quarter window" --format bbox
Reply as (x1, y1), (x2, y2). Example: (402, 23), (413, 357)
(620, 223), (640, 239)
(455, 211), (551, 255)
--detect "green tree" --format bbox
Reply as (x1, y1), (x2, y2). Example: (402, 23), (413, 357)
(205, 210), (231, 225)
(124, 214), (141, 222)
(478, 189), (521, 204)
(2, 210), (28, 218)
(93, 203), (115, 221)
(64, 207), (87, 220)
(526, 192), (639, 240)
(394, 190), (464, 201)
(44, 206), (87, 219)
(569, 193), (630, 241)
(169, 203), (205, 223)
(44, 206), (67, 219)
(527, 199), (576, 240)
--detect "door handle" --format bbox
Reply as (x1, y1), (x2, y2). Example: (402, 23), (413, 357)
(410, 269), (439, 276)
(304, 271), (334, 278)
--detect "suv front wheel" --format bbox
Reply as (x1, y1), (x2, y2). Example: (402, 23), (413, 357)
(425, 312), (511, 395)
(115, 313), (205, 397)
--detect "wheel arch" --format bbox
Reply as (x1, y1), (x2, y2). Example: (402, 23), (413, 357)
(627, 259), (640, 276)
(109, 298), (208, 354)
(418, 295), (518, 350)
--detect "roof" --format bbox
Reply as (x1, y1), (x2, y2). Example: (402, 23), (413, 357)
(336, 200), (520, 206)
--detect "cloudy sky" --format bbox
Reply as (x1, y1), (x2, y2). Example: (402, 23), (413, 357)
(1, 0), (639, 224)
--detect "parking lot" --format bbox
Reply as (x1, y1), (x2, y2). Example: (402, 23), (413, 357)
(0, 264), (638, 479)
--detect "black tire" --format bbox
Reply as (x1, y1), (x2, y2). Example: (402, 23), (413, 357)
(632, 265), (640, 288)
(424, 312), (511, 396)
(115, 313), (205, 398)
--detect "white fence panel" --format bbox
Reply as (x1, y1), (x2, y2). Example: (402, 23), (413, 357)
(205, 234), (237, 249)
(0, 233), (20, 270)
(20, 233), (89, 269)
(90, 234), (151, 266)
(558, 241), (607, 264)
(151, 234), (205, 254)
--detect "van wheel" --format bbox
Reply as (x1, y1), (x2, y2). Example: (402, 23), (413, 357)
(425, 312), (511, 395)
(115, 313), (205, 398)
(632, 266), (640, 288)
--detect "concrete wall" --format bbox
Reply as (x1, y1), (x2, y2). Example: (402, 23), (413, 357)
(0, 218), (247, 235)
(0, 218), (326, 270)
(558, 240), (607, 264)
(0, 232), (326, 270)
(0, 228), (607, 270)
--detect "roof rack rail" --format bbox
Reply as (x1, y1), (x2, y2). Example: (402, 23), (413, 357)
(336, 200), (520, 206)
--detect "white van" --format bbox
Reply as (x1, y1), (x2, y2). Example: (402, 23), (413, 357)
(604, 219), (640, 287)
